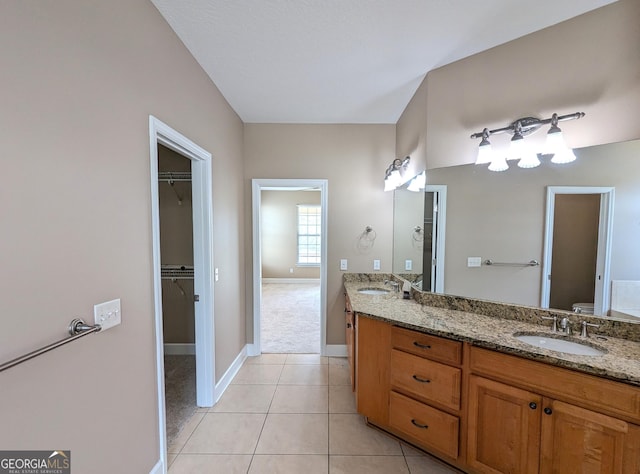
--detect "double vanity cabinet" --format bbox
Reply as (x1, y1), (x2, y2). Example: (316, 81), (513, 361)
(345, 290), (640, 474)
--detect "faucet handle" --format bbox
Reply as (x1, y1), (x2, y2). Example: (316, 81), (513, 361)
(580, 321), (599, 338)
(541, 315), (558, 332)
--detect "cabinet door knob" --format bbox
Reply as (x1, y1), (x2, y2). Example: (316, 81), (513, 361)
(411, 419), (429, 429)
(412, 375), (431, 384)
(346, 323), (352, 328)
(544, 407), (553, 415)
(413, 341), (431, 350)
(529, 402), (537, 410)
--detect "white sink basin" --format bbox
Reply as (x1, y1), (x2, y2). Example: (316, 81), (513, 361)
(514, 333), (606, 356)
(357, 287), (391, 295)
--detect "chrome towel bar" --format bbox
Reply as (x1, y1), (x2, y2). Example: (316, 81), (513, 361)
(484, 259), (539, 267)
(0, 318), (101, 373)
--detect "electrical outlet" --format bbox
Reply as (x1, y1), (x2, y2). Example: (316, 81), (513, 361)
(340, 259), (348, 271)
(467, 257), (482, 268)
(289, 267), (294, 273)
(373, 259), (381, 271)
(94, 298), (121, 331)
(405, 259), (412, 271)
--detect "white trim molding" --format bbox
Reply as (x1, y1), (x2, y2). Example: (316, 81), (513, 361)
(324, 344), (347, 357)
(214, 346), (248, 403)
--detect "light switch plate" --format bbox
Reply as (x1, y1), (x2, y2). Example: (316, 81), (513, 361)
(405, 260), (412, 271)
(340, 259), (348, 271)
(373, 259), (381, 271)
(467, 257), (482, 268)
(94, 298), (121, 331)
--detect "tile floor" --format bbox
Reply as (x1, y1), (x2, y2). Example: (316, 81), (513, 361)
(168, 354), (461, 473)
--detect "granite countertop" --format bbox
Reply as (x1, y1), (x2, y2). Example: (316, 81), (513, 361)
(345, 281), (640, 387)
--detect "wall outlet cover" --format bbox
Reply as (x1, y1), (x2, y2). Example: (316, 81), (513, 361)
(373, 259), (381, 271)
(340, 259), (348, 271)
(405, 259), (413, 271)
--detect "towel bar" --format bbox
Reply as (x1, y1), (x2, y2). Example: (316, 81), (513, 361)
(484, 259), (539, 267)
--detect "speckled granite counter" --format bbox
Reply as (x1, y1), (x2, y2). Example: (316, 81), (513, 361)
(344, 280), (640, 387)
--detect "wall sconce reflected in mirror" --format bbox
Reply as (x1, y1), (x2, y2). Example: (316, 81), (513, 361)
(407, 171), (426, 192)
(471, 112), (585, 172)
(384, 156), (410, 191)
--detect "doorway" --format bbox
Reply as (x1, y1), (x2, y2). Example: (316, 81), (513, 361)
(149, 116), (215, 468)
(541, 186), (614, 315)
(251, 179), (328, 356)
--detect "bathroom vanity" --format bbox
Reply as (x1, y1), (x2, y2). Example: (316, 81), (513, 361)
(344, 278), (640, 474)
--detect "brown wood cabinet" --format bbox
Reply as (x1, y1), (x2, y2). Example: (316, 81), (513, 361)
(468, 347), (640, 474)
(345, 294), (355, 392)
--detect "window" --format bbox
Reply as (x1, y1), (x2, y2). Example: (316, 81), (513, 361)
(297, 205), (321, 265)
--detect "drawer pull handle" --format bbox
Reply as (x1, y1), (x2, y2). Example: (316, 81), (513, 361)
(411, 419), (429, 429)
(413, 341), (431, 349)
(412, 375), (431, 384)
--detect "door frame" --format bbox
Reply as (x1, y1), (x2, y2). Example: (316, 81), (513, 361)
(251, 179), (328, 355)
(424, 185), (447, 293)
(149, 116), (216, 468)
(541, 186), (614, 315)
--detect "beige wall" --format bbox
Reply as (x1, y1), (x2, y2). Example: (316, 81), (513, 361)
(261, 190), (321, 279)
(244, 125), (396, 345)
(397, 0), (640, 170)
(426, 139), (640, 308)
(0, 2), (244, 473)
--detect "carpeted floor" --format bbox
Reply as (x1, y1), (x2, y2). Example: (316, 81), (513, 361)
(164, 355), (196, 447)
(261, 282), (321, 353)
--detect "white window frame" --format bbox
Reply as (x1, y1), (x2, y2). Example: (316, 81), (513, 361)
(297, 204), (321, 266)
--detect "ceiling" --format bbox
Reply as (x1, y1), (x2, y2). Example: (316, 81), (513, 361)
(150, 0), (616, 124)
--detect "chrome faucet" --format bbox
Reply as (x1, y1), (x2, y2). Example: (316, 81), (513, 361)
(580, 321), (600, 338)
(384, 280), (400, 292)
(541, 315), (558, 332)
(559, 317), (572, 335)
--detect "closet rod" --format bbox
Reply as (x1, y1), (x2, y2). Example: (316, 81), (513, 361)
(158, 171), (191, 182)
(0, 319), (101, 373)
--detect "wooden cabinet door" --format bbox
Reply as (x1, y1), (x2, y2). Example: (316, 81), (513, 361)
(540, 399), (640, 474)
(355, 315), (391, 426)
(467, 376), (541, 474)
(345, 308), (355, 392)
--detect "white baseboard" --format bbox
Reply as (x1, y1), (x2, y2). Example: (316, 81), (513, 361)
(245, 343), (261, 357)
(163, 343), (195, 355)
(262, 278), (320, 284)
(149, 459), (163, 474)
(214, 345), (248, 403)
(324, 344), (347, 357)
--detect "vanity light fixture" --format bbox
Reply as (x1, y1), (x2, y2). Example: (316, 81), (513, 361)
(384, 156), (410, 191)
(471, 112), (585, 171)
(407, 170), (426, 192)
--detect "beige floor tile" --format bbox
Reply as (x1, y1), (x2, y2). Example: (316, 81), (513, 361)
(182, 413), (266, 454)
(246, 354), (288, 365)
(328, 357), (349, 367)
(328, 364), (351, 386)
(167, 453), (178, 468)
(329, 385), (357, 413)
(168, 454), (252, 474)
(286, 354), (327, 365)
(231, 363), (283, 384)
(400, 442), (426, 456)
(329, 455), (409, 474)
(279, 364), (328, 385)
(248, 454), (328, 474)
(329, 414), (402, 455)
(211, 384), (276, 413)
(255, 413), (328, 454)
(168, 411), (205, 453)
(405, 454), (462, 473)
(270, 385), (328, 413)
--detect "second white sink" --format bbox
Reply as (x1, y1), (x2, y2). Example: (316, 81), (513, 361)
(357, 288), (391, 295)
(514, 333), (606, 356)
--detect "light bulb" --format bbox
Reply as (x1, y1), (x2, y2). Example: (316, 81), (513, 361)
(550, 148), (577, 164)
(476, 141), (493, 164)
(488, 156), (509, 172)
(407, 171), (426, 192)
(518, 152), (541, 169)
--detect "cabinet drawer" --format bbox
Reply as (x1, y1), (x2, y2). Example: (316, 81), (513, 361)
(389, 391), (459, 459)
(470, 346), (640, 424)
(392, 326), (462, 365)
(390, 349), (461, 411)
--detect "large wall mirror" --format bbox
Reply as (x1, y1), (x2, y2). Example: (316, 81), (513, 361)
(392, 139), (640, 323)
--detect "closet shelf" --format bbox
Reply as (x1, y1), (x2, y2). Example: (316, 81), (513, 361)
(158, 171), (191, 182)
(161, 265), (194, 279)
